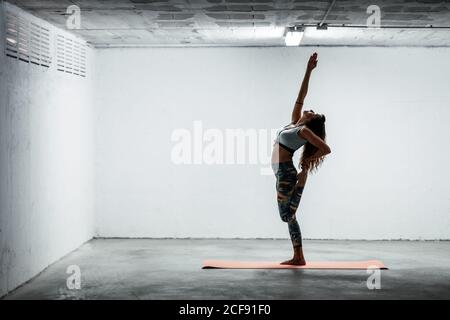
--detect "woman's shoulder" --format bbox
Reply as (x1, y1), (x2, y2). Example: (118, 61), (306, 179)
(282, 123), (296, 129)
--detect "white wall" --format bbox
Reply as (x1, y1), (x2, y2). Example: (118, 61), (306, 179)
(0, 4), (95, 296)
(94, 46), (450, 240)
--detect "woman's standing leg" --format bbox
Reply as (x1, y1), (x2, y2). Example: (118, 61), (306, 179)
(273, 162), (306, 265)
(283, 184), (306, 265)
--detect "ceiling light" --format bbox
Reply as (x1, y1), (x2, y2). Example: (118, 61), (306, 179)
(285, 26), (304, 46)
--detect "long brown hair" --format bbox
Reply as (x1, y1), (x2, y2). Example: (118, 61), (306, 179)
(300, 114), (327, 173)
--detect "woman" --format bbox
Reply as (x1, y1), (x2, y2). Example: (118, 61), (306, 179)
(271, 52), (331, 265)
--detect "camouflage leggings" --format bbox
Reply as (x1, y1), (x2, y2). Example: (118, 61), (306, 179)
(271, 161), (304, 248)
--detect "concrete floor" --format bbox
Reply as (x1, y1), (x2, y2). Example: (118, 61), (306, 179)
(3, 239), (450, 300)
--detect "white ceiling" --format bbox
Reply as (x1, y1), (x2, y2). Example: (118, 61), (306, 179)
(8, 0), (450, 47)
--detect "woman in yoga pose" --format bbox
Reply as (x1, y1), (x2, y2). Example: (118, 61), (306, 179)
(271, 52), (331, 265)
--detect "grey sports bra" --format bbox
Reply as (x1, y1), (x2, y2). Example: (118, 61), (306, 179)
(274, 124), (308, 154)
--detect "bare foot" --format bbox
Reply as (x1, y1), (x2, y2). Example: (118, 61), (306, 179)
(280, 258), (306, 266)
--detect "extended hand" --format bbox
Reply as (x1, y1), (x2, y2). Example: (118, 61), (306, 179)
(301, 159), (311, 171)
(307, 52), (318, 71)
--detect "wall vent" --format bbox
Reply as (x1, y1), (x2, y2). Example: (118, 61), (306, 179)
(56, 34), (87, 77)
(5, 9), (51, 67)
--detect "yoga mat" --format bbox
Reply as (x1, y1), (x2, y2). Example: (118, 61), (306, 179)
(202, 260), (388, 270)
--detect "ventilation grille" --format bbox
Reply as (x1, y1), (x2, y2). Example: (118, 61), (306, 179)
(56, 35), (87, 77)
(5, 9), (51, 67)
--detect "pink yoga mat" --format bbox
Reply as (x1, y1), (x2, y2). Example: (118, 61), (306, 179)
(202, 260), (388, 270)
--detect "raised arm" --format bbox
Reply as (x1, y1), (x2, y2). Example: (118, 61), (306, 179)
(291, 53), (318, 124)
